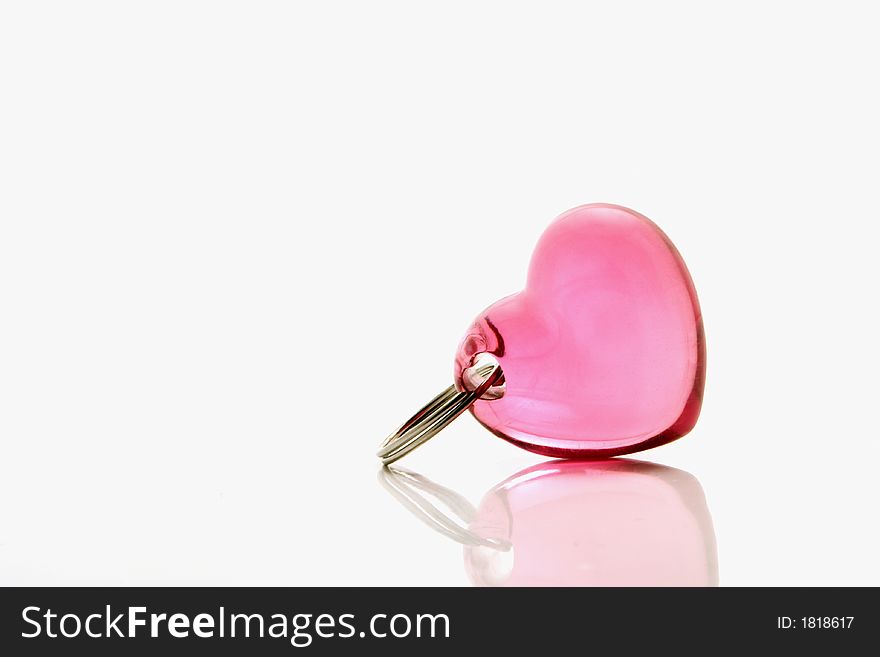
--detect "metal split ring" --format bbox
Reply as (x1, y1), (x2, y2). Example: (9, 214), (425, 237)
(377, 357), (503, 465)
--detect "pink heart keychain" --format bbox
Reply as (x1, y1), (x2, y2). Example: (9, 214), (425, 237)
(378, 204), (705, 464)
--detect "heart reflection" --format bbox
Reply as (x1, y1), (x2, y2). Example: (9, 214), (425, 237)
(379, 459), (718, 586)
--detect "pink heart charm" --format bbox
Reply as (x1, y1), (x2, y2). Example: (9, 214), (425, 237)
(454, 204), (705, 458)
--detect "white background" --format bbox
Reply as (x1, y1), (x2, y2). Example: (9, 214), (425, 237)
(1, 2), (878, 586)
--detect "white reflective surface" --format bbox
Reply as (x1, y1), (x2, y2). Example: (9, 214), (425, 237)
(383, 460), (719, 586)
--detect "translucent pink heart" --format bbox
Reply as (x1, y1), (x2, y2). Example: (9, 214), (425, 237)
(454, 204), (705, 457)
(464, 460), (718, 586)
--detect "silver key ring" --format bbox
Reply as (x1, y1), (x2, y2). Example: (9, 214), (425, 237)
(376, 356), (504, 465)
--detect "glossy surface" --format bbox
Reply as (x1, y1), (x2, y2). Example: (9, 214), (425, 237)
(455, 204), (705, 457)
(464, 460), (718, 587)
